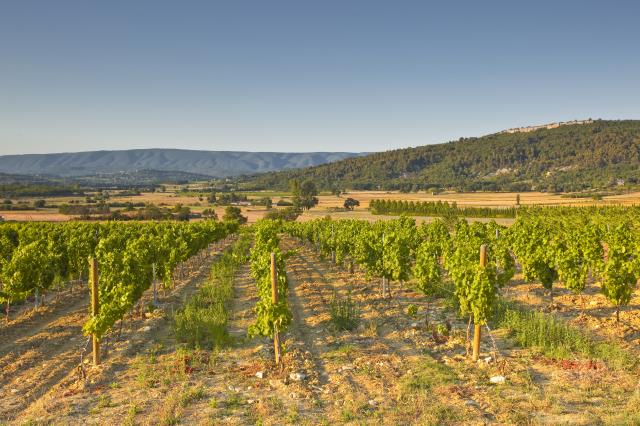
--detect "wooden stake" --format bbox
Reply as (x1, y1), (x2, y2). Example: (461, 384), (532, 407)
(89, 257), (100, 366)
(271, 252), (281, 365)
(331, 225), (336, 264)
(381, 233), (388, 298)
(152, 263), (158, 307)
(472, 244), (487, 362)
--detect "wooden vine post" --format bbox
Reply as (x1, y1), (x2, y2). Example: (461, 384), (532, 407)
(152, 263), (158, 307)
(271, 252), (281, 365)
(381, 232), (388, 298)
(89, 257), (101, 366)
(331, 224), (336, 264)
(472, 244), (487, 362)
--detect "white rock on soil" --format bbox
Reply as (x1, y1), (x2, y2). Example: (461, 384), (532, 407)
(411, 322), (419, 328)
(484, 356), (493, 363)
(464, 399), (479, 407)
(289, 372), (306, 381)
(368, 399), (377, 406)
(255, 371), (264, 379)
(140, 326), (151, 332)
(490, 375), (506, 384)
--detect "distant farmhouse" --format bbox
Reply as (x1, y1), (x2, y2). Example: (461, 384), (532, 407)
(500, 119), (594, 134)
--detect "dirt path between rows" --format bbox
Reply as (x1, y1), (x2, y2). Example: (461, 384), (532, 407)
(0, 289), (89, 358)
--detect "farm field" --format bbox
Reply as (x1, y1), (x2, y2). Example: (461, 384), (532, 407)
(111, 189), (640, 209)
(3, 190), (640, 223)
(2, 235), (638, 425)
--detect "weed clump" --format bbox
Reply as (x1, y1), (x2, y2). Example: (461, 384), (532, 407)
(329, 292), (359, 331)
(497, 301), (635, 370)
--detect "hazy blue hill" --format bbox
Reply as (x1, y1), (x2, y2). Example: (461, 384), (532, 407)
(0, 149), (366, 178)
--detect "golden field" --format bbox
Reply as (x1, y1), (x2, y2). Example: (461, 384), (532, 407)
(2, 190), (640, 223)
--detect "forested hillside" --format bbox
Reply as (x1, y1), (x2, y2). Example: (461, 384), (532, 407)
(246, 120), (640, 192)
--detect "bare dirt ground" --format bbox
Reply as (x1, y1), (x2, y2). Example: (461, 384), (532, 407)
(0, 239), (233, 425)
(7, 237), (638, 425)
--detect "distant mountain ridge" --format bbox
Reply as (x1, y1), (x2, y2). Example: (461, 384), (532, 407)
(0, 149), (367, 178)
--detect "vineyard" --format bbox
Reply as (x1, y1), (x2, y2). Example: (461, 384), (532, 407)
(1, 209), (639, 424)
(0, 221), (238, 334)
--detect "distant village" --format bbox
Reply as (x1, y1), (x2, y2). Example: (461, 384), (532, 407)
(500, 119), (594, 134)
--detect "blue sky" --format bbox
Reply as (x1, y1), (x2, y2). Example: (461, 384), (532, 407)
(1, 1), (639, 155)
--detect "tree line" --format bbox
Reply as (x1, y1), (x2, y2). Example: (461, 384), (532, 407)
(370, 199), (516, 218)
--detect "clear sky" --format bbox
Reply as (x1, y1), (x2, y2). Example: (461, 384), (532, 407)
(1, 1), (639, 155)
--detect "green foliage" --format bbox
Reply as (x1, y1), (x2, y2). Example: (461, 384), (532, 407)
(371, 199), (516, 218)
(509, 216), (558, 290)
(406, 303), (418, 318)
(247, 220), (292, 339)
(413, 242), (441, 294)
(354, 216), (417, 282)
(444, 220), (513, 325)
(290, 179), (319, 210)
(0, 220), (238, 337)
(343, 197), (360, 210)
(263, 206), (302, 221)
(601, 224), (637, 317)
(222, 206), (248, 224)
(2, 239), (59, 300)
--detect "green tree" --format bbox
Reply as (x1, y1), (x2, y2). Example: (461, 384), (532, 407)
(223, 206), (248, 224)
(176, 206), (191, 221)
(343, 198), (360, 210)
(297, 180), (319, 210)
(202, 208), (218, 220)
